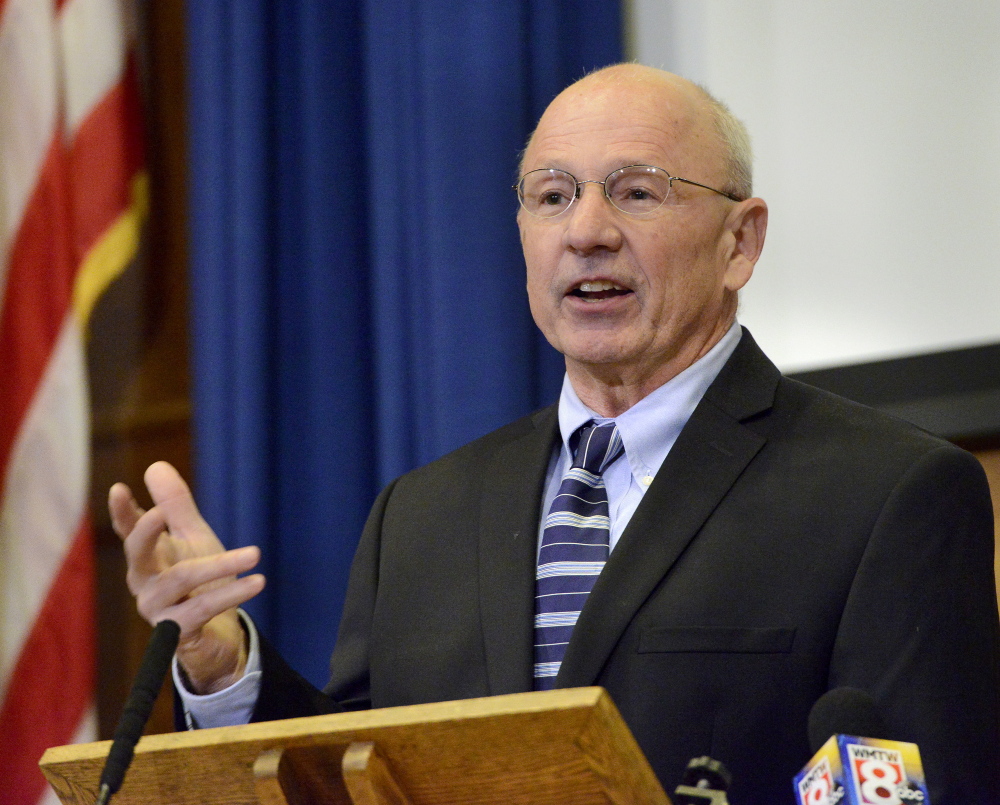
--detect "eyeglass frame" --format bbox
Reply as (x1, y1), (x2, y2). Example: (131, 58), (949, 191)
(513, 164), (744, 218)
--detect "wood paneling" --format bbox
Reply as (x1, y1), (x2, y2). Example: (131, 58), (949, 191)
(88, 0), (189, 739)
(971, 447), (1000, 601)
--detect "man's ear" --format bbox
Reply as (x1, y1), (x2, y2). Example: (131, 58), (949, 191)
(723, 197), (768, 292)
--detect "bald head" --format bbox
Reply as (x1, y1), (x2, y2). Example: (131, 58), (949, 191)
(522, 64), (752, 200)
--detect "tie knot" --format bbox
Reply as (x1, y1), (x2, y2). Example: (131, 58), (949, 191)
(572, 421), (624, 475)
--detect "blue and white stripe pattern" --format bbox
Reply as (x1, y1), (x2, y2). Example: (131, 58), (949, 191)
(533, 420), (624, 688)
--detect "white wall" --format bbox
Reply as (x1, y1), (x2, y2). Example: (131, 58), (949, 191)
(626, 1), (1000, 371)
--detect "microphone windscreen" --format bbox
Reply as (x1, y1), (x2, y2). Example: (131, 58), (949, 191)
(807, 687), (887, 753)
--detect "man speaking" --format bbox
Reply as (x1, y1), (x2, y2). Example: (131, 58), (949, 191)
(110, 64), (1000, 802)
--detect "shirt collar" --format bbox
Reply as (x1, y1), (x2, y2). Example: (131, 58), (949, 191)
(557, 322), (743, 477)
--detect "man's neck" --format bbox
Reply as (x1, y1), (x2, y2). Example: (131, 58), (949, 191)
(566, 323), (736, 417)
(566, 374), (665, 418)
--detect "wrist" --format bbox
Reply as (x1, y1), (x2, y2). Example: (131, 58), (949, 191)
(176, 611), (249, 694)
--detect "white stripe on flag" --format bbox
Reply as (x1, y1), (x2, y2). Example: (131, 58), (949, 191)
(58, 0), (130, 134)
(0, 0), (59, 315)
(0, 318), (88, 704)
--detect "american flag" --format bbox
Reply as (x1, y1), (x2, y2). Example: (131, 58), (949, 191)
(0, 0), (146, 802)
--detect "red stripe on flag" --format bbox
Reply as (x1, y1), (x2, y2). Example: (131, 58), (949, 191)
(68, 58), (145, 267)
(0, 135), (74, 488)
(0, 517), (95, 805)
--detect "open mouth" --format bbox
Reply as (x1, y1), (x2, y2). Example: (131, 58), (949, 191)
(570, 280), (632, 302)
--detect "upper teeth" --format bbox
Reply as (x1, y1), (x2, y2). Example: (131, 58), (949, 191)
(579, 281), (624, 292)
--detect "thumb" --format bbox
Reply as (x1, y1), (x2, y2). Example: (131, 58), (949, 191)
(144, 461), (207, 534)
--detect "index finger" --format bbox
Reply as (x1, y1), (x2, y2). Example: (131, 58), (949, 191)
(109, 482), (146, 540)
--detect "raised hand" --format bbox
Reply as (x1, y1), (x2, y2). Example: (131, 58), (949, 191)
(109, 461), (266, 693)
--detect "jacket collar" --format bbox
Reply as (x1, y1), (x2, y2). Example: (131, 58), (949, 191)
(478, 405), (559, 694)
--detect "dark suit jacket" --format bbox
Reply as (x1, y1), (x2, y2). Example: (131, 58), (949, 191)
(252, 330), (1000, 804)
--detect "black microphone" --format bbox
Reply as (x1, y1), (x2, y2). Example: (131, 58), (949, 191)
(95, 619), (180, 805)
(807, 687), (887, 754)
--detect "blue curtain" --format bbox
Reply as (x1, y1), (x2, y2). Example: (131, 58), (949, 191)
(186, 1), (622, 687)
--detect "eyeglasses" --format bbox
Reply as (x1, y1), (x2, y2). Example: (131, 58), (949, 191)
(514, 165), (743, 218)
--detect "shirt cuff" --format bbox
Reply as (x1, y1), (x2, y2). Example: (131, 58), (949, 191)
(172, 609), (262, 730)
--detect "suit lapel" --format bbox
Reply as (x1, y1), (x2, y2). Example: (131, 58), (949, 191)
(478, 405), (559, 694)
(557, 330), (781, 688)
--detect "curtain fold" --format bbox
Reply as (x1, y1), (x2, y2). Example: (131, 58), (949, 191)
(187, 0), (622, 686)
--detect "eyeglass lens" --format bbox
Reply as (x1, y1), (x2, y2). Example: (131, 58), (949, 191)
(517, 166), (671, 217)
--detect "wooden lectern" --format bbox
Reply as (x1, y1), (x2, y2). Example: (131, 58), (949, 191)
(40, 686), (672, 805)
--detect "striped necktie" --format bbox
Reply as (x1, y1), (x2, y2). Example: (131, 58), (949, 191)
(533, 420), (625, 689)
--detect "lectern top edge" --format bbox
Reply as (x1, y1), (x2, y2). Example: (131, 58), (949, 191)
(41, 686), (608, 766)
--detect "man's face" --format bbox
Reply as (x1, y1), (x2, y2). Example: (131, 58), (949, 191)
(518, 70), (757, 395)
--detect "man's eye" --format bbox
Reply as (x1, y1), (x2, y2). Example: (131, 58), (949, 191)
(626, 188), (651, 200)
(542, 192), (567, 205)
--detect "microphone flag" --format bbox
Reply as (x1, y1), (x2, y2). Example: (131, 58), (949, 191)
(793, 734), (930, 805)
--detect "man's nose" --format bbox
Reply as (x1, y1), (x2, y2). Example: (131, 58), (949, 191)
(563, 182), (623, 254)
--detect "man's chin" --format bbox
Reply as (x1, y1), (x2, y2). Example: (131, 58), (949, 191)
(561, 339), (644, 374)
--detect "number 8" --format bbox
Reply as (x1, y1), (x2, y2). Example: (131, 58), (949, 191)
(859, 759), (901, 804)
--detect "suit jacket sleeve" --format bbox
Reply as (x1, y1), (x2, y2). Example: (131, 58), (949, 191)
(829, 444), (1000, 802)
